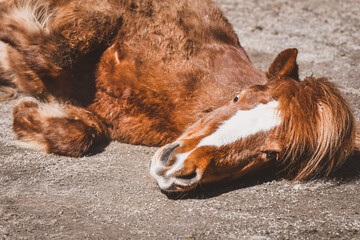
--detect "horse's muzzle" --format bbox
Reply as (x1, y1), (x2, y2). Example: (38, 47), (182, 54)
(149, 141), (202, 191)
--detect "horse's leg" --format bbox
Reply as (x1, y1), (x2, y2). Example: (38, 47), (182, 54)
(0, 40), (47, 98)
(0, 41), (19, 100)
(0, 0), (121, 97)
(0, 0), (66, 96)
(13, 98), (109, 157)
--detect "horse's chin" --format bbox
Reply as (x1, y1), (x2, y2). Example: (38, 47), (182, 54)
(160, 183), (198, 193)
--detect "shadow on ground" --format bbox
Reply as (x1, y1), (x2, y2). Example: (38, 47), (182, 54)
(165, 152), (360, 200)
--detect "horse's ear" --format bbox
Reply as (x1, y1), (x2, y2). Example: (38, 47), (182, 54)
(267, 48), (299, 80)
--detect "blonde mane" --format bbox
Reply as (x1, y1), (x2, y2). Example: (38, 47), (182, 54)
(274, 77), (355, 179)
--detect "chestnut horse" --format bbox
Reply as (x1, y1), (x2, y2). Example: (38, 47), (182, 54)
(0, 0), (359, 192)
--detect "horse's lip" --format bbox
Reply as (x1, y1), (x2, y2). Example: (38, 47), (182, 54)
(160, 183), (197, 192)
(173, 169), (203, 188)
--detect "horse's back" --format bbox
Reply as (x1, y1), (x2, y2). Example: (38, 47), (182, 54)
(0, 0), (267, 149)
(88, 0), (266, 144)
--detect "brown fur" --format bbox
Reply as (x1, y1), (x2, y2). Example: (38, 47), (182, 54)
(0, 0), (266, 155)
(0, 0), (358, 191)
(13, 99), (108, 156)
(354, 122), (360, 152)
(151, 49), (358, 191)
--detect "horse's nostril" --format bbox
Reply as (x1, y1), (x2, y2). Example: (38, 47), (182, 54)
(160, 143), (180, 164)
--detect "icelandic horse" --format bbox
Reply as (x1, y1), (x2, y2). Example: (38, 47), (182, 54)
(0, 0), (359, 192)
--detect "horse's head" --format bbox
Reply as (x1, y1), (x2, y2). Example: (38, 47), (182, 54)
(150, 48), (357, 191)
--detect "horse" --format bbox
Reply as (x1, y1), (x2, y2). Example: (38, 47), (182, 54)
(0, 0), (358, 192)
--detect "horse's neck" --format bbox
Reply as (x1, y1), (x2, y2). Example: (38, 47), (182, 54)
(169, 60), (267, 130)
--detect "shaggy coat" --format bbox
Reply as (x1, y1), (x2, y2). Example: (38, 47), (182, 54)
(0, 0), (358, 191)
(0, 0), (266, 149)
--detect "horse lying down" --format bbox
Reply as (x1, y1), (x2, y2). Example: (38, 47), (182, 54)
(0, 0), (359, 192)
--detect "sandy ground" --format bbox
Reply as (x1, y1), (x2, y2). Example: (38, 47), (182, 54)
(0, 0), (359, 239)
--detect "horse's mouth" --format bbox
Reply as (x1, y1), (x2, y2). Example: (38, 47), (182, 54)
(149, 143), (204, 192)
(176, 171), (197, 180)
(149, 162), (203, 192)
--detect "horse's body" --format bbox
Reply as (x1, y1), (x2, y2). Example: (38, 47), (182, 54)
(0, 0), (359, 192)
(0, 0), (265, 147)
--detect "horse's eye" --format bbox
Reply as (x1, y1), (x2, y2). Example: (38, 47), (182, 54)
(233, 95), (239, 103)
(264, 151), (278, 160)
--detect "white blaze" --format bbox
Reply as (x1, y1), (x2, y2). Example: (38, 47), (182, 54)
(150, 100), (282, 190)
(198, 100), (281, 147)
